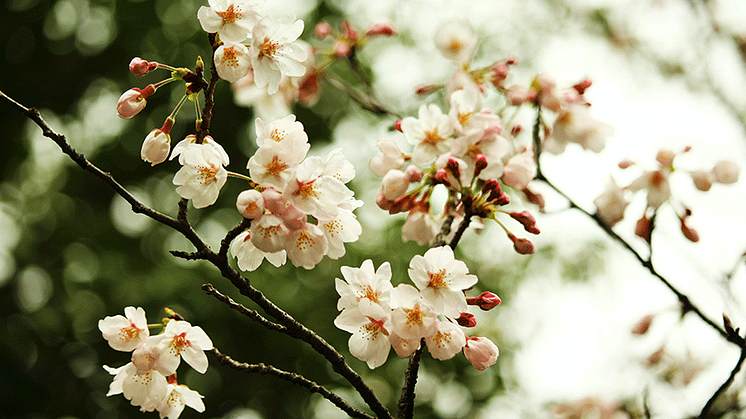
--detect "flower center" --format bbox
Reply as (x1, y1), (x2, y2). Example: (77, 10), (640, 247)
(356, 285), (378, 303)
(298, 179), (319, 198)
(265, 156), (288, 177)
(458, 112), (471, 126)
(324, 219), (342, 237)
(271, 128), (287, 142)
(406, 305), (424, 326)
(217, 4), (242, 24)
(259, 37), (280, 59)
(221, 47), (239, 67)
(118, 322), (141, 341)
(431, 330), (452, 348)
(170, 332), (189, 355)
(295, 230), (315, 250)
(197, 164), (219, 184)
(428, 268), (448, 289)
(448, 38), (463, 52)
(423, 129), (445, 146)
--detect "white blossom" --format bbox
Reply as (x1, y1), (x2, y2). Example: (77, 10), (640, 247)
(251, 15), (308, 94)
(197, 0), (263, 43)
(99, 307), (150, 352)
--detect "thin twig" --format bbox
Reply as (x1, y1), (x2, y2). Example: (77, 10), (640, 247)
(396, 339), (425, 419)
(699, 345), (746, 418)
(202, 283), (286, 333)
(209, 347), (374, 419)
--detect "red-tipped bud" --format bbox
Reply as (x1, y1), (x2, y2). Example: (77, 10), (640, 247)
(466, 291), (502, 311)
(618, 159), (635, 169)
(509, 233), (535, 255)
(298, 68), (324, 106)
(434, 169), (451, 186)
(510, 125), (522, 136)
(510, 210), (540, 235)
(341, 20), (358, 41)
(366, 20), (397, 37)
(314, 22), (333, 39)
(631, 314), (654, 335)
(446, 158), (461, 179)
(456, 312), (477, 327)
(684, 145), (692, 152)
(489, 191), (510, 206)
(375, 191), (393, 211)
(129, 57), (156, 76)
(481, 178), (501, 195)
(522, 188), (545, 210)
(635, 215), (652, 243)
(404, 165), (424, 183)
(395, 120), (403, 132)
(572, 78), (592, 95)
(474, 154), (489, 178)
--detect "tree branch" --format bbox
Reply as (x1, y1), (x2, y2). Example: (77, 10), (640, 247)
(209, 347), (374, 419)
(202, 283), (286, 333)
(396, 339), (425, 419)
(699, 344), (746, 417)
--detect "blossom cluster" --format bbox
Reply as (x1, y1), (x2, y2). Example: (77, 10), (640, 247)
(229, 115), (362, 270)
(593, 147), (739, 242)
(198, 0), (308, 94)
(334, 246), (500, 370)
(99, 307), (213, 419)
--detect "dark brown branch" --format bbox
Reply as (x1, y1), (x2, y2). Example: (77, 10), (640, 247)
(432, 214), (456, 247)
(396, 340), (425, 419)
(219, 218), (251, 260)
(196, 32), (220, 143)
(699, 345), (746, 417)
(202, 283), (286, 333)
(170, 250), (204, 260)
(209, 348), (374, 419)
(448, 210), (473, 250)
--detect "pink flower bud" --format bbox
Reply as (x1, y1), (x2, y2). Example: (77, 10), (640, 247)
(404, 165), (423, 182)
(415, 85), (435, 95)
(489, 191), (510, 206)
(236, 189), (265, 219)
(340, 20), (358, 41)
(382, 169), (410, 200)
(388, 195), (416, 214)
(712, 160), (739, 184)
(481, 178), (501, 195)
(298, 68), (323, 106)
(456, 312), (477, 327)
(572, 78), (592, 95)
(510, 210), (540, 235)
(434, 169), (451, 186)
(117, 85), (155, 119)
(522, 187), (545, 209)
(466, 291), (502, 311)
(333, 40), (352, 58)
(510, 125), (522, 136)
(279, 203), (306, 230)
(474, 154), (489, 178)
(445, 157), (461, 180)
(314, 22), (333, 39)
(395, 120), (403, 132)
(375, 191), (393, 211)
(680, 219), (699, 242)
(262, 188), (288, 215)
(463, 337), (499, 371)
(129, 57), (156, 76)
(141, 128), (171, 166)
(366, 20), (397, 37)
(509, 233), (534, 255)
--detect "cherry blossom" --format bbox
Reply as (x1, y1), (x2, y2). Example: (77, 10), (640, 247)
(170, 135), (230, 167)
(173, 144), (228, 208)
(230, 230), (287, 271)
(408, 246), (478, 318)
(425, 320), (466, 360)
(214, 42), (252, 83)
(117, 86), (155, 119)
(401, 208), (438, 246)
(712, 160), (739, 184)
(335, 259), (393, 311)
(251, 14), (308, 94)
(548, 104), (613, 154)
(400, 104), (456, 165)
(255, 114), (310, 149)
(149, 320), (213, 375)
(141, 127), (171, 166)
(284, 156), (349, 219)
(501, 148), (536, 190)
(197, 0), (263, 43)
(99, 306), (150, 352)
(104, 363), (168, 409)
(156, 383), (206, 419)
(334, 299), (392, 369)
(434, 20), (478, 64)
(390, 284), (437, 340)
(284, 223), (328, 269)
(319, 207), (362, 260)
(593, 178), (628, 227)
(236, 189), (265, 219)
(248, 139), (306, 189)
(250, 213), (289, 253)
(370, 140), (405, 177)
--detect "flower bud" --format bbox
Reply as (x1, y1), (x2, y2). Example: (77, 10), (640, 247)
(129, 57), (156, 76)
(473, 154), (489, 178)
(117, 86), (155, 119)
(382, 169), (410, 200)
(712, 160), (739, 184)
(370, 140), (405, 177)
(236, 189), (265, 219)
(333, 40), (352, 58)
(463, 337), (499, 371)
(446, 157), (461, 180)
(656, 148), (675, 168)
(141, 129), (171, 166)
(456, 312), (477, 327)
(680, 219), (699, 242)
(388, 194), (416, 215)
(415, 85), (435, 95)
(618, 159), (635, 169)
(481, 178), (501, 195)
(509, 233), (534, 255)
(635, 215), (652, 243)
(132, 342), (159, 372)
(404, 165), (423, 183)
(433, 169), (451, 186)
(375, 191), (393, 211)
(262, 188), (288, 215)
(314, 22), (333, 39)
(466, 291), (502, 311)
(572, 78), (592, 95)
(366, 20), (397, 37)
(510, 210), (540, 235)
(394, 120), (404, 132)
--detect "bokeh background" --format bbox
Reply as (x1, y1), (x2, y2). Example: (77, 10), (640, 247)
(3, 0), (746, 418)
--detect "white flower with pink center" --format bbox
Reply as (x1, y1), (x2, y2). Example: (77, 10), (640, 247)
(173, 144), (228, 208)
(284, 223), (328, 269)
(335, 259), (393, 311)
(425, 320), (466, 360)
(334, 299), (392, 369)
(255, 115), (310, 150)
(389, 332), (421, 358)
(401, 104), (455, 165)
(99, 306), (150, 352)
(284, 156), (350, 219)
(248, 139), (307, 189)
(251, 14), (308, 94)
(322, 148), (356, 184)
(214, 42), (252, 83)
(197, 0), (263, 43)
(150, 320), (213, 376)
(156, 383), (206, 419)
(390, 284), (437, 340)
(319, 208), (362, 260)
(250, 213), (289, 253)
(408, 246), (477, 318)
(230, 230), (287, 271)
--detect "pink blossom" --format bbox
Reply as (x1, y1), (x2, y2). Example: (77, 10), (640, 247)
(502, 149), (536, 190)
(149, 320), (213, 375)
(236, 189), (265, 219)
(141, 123), (172, 166)
(425, 320), (466, 360)
(434, 20), (477, 64)
(230, 230), (287, 271)
(117, 86), (155, 119)
(463, 337), (499, 370)
(408, 246), (478, 318)
(99, 307), (150, 352)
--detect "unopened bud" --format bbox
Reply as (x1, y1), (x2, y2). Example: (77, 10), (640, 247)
(366, 20), (397, 37)
(314, 21), (333, 39)
(404, 165), (424, 183)
(375, 191), (393, 211)
(680, 219), (699, 242)
(395, 120), (403, 132)
(509, 233), (535, 255)
(466, 291), (502, 311)
(490, 191), (510, 206)
(456, 312), (477, 327)
(129, 57), (156, 76)
(434, 169), (451, 186)
(656, 148), (675, 168)
(510, 125), (522, 136)
(388, 194), (416, 214)
(522, 188), (545, 210)
(481, 178), (501, 195)
(618, 159), (635, 169)
(340, 20), (358, 41)
(572, 78), (592, 95)
(631, 314), (654, 335)
(333, 40), (352, 58)
(690, 170), (713, 191)
(635, 215), (652, 243)
(510, 210), (540, 235)
(474, 154), (489, 178)
(712, 160), (739, 184)
(446, 158), (461, 180)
